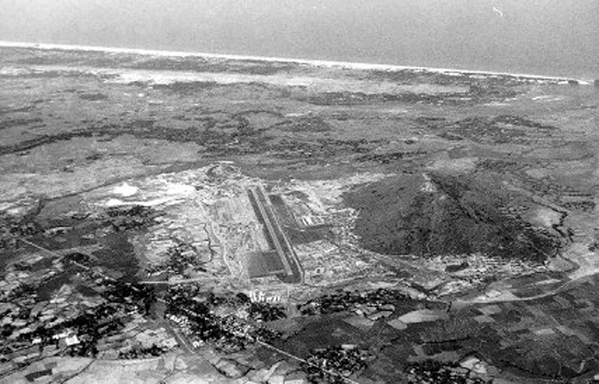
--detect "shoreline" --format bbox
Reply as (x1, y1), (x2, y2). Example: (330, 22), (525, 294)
(0, 40), (591, 85)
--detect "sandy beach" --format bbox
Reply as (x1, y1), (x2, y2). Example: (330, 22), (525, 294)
(0, 40), (591, 84)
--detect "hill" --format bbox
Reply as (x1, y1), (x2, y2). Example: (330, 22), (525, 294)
(343, 173), (562, 262)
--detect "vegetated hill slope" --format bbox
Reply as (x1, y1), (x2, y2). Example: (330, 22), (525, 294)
(343, 173), (562, 262)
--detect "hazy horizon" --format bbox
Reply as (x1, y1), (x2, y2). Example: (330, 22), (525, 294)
(1, 0), (598, 79)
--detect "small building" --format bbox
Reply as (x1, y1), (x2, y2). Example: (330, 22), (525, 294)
(64, 335), (80, 347)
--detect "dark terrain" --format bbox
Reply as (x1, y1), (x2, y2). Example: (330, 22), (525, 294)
(344, 173), (564, 262)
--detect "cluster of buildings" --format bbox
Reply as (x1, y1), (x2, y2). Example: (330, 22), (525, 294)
(303, 345), (369, 383)
(414, 253), (548, 297)
(0, 248), (180, 378)
(405, 361), (489, 384)
(165, 294), (282, 353)
(298, 288), (407, 317)
(296, 240), (381, 286)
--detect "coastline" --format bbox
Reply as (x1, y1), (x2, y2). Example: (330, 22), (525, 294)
(0, 40), (591, 85)
(1, 33), (598, 384)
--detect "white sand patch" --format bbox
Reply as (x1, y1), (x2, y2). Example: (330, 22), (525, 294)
(105, 198), (125, 207)
(428, 157), (478, 173)
(532, 95), (564, 102)
(103, 197), (179, 207)
(0, 66), (32, 76)
(166, 184), (196, 196)
(398, 309), (447, 323)
(113, 183), (139, 197)
(102, 68), (468, 95)
(421, 173), (437, 193)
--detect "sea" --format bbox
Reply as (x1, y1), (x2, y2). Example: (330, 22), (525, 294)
(0, 0), (598, 80)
